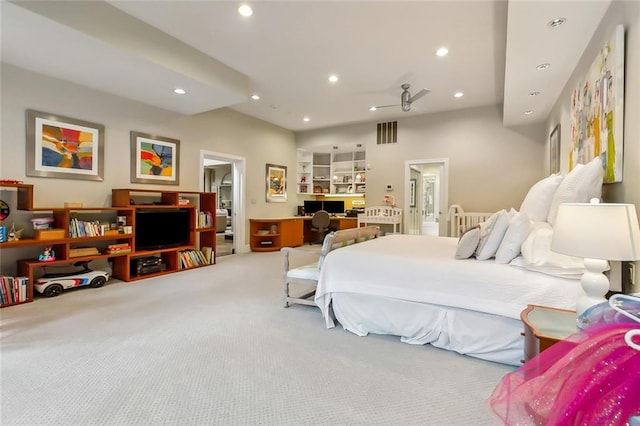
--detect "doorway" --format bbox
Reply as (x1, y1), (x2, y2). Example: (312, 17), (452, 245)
(199, 150), (247, 255)
(404, 159), (448, 236)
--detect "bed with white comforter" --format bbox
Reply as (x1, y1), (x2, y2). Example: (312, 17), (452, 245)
(315, 234), (581, 366)
(313, 157), (605, 366)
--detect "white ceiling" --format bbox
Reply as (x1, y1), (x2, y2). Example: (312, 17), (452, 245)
(1, 1), (611, 132)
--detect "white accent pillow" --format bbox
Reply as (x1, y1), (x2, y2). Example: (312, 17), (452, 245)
(475, 209), (510, 260)
(519, 174), (564, 222)
(455, 226), (480, 259)
(547, 157), (604, 225)
(495, 211), (532, 264)
(519, 222), (587, 276)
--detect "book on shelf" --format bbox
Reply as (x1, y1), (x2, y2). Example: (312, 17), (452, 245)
(106, 248), (131, 255)
(201, 246), (213, 264)
(179, 249), (211, 268)
(0, 276), (28, 305)
(106, 242), (131, 254)
(69, 218), (105, 238)
(108, 242), (130, 250)
(197, 211), (214, 228)
(69, 247), (101, 258)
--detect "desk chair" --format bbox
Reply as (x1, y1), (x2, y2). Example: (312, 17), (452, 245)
(310, 210), (331, 244)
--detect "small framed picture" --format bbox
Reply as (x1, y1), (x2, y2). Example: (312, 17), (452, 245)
(266, 163), (287, 202)
(409, 179), (417, 207)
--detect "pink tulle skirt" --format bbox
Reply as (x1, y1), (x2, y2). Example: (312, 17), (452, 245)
(489, 323), (640, 425)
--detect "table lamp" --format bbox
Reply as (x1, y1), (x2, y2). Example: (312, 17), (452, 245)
(551, 200), (640, 315)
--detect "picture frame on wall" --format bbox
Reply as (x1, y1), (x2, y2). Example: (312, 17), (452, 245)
(569, 24), (625, 183)
(549, 124), (561, 174)
(409, 179), (417, 207)
(26, 110), (105, 181)
(130, 131), (180, 185)
(266, 163), (287, 202)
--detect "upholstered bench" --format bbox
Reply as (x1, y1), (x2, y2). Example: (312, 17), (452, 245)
(281, 225), (378, 307)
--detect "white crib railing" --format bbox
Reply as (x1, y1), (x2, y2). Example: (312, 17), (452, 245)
(447, 204), (493, 237)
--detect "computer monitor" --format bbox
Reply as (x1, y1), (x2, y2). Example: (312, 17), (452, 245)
(303, 200), (323, 215)
(323, 200), (345, 215)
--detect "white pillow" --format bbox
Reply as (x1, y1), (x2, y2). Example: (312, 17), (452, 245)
(455, 226), (480, 259)
(475, 209), (510, 260)
(519, 174), (564, 222)
(520, 222), (587, 275)
(547, 157), (604, 225)
(495, 211), (532, 264)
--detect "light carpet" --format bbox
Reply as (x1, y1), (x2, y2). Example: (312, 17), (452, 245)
(1, 250), (513, 425)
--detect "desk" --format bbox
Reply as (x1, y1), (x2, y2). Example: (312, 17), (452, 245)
(302, 216), (357, 244)
(249, 217), (357, 251)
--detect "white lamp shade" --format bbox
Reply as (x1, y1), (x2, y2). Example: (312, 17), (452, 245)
(551, 203), (640, 261)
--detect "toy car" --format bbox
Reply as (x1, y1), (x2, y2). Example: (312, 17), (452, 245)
(34, 261), (110, 297)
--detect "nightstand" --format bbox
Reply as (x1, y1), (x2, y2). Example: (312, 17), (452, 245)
(520, 304), (578, 362)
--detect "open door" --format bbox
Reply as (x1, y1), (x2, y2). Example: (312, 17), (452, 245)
(200, 150), (247, 254)
(404, 159), (448, 236)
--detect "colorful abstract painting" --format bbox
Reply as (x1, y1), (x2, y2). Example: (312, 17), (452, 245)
(26, 110), (104, 181)
(569, 24), (624, 183)
(130, 131), (180, 185)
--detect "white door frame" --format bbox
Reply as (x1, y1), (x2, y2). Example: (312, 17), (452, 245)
(199, 150), (248, 254)
(404, 158), (449, 236)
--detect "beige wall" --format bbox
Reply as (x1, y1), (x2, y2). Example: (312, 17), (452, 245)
(295, 105), (546, 213)
(0, 64), (296, 272)
(544, 1), (640, 291)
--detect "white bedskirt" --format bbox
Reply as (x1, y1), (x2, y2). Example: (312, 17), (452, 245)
(315, 234), (581, 365)
(332, 293), (524, 366)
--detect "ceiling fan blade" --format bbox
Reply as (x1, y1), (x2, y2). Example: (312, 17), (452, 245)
(370, 104), (399, 110)
(408, 88), (431, 103)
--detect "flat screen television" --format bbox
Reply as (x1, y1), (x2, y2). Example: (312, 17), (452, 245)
(323, 200), (345, 215)
(303, 200), (323, 215)
(135, 209), (191, 251)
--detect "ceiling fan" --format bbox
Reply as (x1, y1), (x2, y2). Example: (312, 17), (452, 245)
(370, 83), (431, 112)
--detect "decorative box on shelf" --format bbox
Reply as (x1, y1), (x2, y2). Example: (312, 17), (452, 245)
(35, 229), (66, 240)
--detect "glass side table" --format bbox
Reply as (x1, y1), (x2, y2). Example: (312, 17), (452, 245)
(520, 304), (578, 363)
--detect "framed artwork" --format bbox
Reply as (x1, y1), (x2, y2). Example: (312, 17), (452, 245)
(409, 179), (417, 207)
(549, 124), (561, 174)
(266, 163), (287, 202)
(26, 110), (104, 181)
(130, 131), (180, 185)
(569, 24), (624, 183)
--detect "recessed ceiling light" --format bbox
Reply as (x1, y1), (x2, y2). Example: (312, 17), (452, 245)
(454, 92), (464, 98)
(548, 17), (566, 28)
(536, 63), (551, 70)
(328, 74), (339, 83)
(436, 47), (449, 57)
(369, 106), (377, 111)
(303, 117), (310, 122)
(528, 91), (541, 97)
(251, 94), (260, 100)
(238, 4), (253, 17)
(173, 88), (186, 95)
(524, 110), (534, 115)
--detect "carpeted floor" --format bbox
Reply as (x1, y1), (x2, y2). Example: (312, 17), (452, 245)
(0, 250), (513, 425)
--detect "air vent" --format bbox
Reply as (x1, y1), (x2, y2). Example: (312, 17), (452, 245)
(376, 121), (397, 144)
